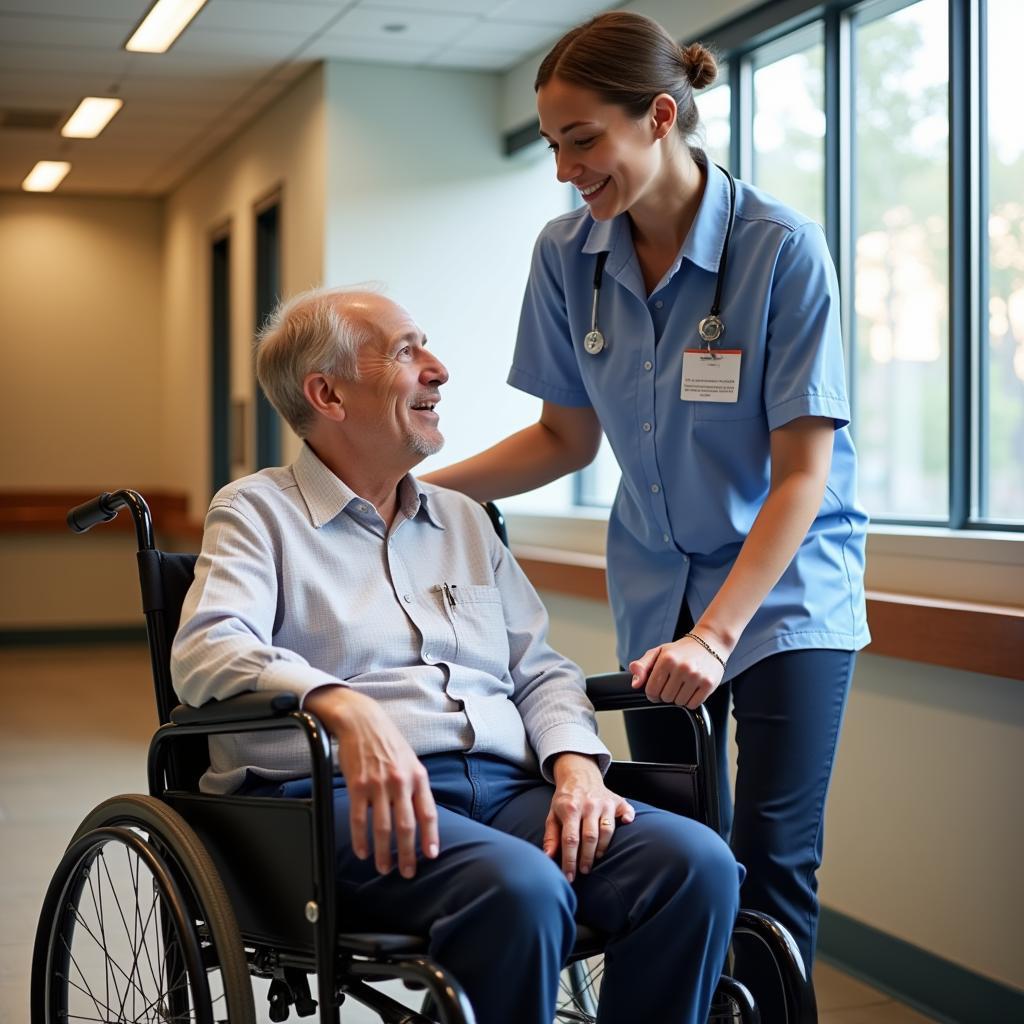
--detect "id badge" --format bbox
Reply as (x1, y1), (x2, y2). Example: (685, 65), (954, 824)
(681, 349), (742, 402)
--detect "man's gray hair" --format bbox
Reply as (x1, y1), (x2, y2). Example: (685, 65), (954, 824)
(255, 286), (376, 438)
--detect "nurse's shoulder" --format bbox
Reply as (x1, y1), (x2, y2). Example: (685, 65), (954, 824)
(730, 175), (834, 278)
(531, 204), (596, 270)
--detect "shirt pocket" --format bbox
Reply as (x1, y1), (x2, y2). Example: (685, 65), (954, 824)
(452, 584), (509, 667)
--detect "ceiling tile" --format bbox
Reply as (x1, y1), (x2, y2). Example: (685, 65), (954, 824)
(489, 0), (608, 28)
(455, 18), (557, 52)
(323, 6), (475, 46)
(0, 13), (132, 48)
(356, 0), (506, 14)
(189, 1), (342, 35)
(0, 0), (146, 17)
(427, 46), (520, 70)
(0, 43), (135, 76)
(310, 35), (437, 63)
(173, 28), (312, 60)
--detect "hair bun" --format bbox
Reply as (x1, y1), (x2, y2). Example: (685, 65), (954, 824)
(680, 42), (718, 90)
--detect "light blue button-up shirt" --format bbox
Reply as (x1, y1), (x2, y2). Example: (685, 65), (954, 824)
(509, 157), (870, 675)
(172, 444), (609, 794)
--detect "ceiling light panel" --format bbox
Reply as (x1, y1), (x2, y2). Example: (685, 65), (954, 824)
(125, 0), (208, 53)
(61, 96), (123, 138)
(21, 160), (70, 192)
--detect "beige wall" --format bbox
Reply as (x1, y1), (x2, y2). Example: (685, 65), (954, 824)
(0, 193), (163, 490)
(0, 193), (164, 628)
(322, 61), (568, 486)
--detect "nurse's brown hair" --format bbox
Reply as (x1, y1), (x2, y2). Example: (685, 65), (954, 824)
(535, 12), (717, 141)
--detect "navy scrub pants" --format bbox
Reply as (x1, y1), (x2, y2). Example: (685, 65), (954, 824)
(252, 752), (740, 1024)
(624, 608), (853, 1005)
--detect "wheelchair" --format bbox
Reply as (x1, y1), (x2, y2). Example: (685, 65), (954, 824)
(31, 488), (816, 1024)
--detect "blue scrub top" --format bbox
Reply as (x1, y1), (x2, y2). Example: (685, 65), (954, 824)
(509, 156), (870, 676)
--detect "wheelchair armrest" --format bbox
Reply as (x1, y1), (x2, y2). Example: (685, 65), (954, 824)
(169, 690), (300, 726)
(585, 671), (657, 712)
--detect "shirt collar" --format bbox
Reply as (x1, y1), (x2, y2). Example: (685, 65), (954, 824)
(579, 150), (731, 277)
(292, 443), (444, 530)
(681, 153), (731, 274)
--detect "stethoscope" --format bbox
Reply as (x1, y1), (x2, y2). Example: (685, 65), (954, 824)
(583, 165), (737, 357)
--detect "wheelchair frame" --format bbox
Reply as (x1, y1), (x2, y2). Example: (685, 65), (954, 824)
(31, 488), (817, 1024)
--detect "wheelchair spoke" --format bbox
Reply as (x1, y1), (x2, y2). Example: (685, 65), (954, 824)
(57, 842), (202, 1023)
(38, 798), (255, 1024)
(555, 956), (603, 1023)
(84, 863), (111, 1017)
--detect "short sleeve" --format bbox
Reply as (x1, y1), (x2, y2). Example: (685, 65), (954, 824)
(764, 222), (850, 432)
(507, 229), (592, 408)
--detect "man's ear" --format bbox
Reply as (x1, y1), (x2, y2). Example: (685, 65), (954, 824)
(650, 93), (678, 141)
(302, 372), (346, 422)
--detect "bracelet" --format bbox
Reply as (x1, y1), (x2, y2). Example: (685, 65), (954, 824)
(683, 632), (727, 670)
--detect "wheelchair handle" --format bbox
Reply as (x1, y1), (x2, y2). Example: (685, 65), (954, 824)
(67, 489), (154, 550)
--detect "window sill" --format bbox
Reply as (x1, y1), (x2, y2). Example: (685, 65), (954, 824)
(507, 510), (1024, 606)
(512, 543), (1024, 681)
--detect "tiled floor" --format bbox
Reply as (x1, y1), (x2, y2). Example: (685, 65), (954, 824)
(0, 644), (941, 1023)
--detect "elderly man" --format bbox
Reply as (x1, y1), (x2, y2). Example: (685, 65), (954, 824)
(172, 287), (740, 1024)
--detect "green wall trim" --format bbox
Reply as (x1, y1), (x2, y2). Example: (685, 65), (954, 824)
(818, 906), (1024, 1023)
(0, 626), (147, 647)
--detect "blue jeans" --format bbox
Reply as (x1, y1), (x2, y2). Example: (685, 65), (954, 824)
(249, 752), (740, 1024)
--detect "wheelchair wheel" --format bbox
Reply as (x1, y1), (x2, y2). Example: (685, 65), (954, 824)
(31, 794), (255, 1024)
(555, 956), (603, 1022)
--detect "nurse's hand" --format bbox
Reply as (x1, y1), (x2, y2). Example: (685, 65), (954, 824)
(629, 636), (726, 710)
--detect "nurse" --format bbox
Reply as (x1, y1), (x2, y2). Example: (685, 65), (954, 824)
(426, 10), (869, 999)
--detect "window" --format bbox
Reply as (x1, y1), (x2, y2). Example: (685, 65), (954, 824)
(984, 0), (1024, 523)
(700, 67), (732, 170)
(853, 0), (949, 519)
(752, 28), (825, 225)
(552, 0), (1021, 532)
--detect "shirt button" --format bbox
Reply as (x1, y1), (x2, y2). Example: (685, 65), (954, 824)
(643, 360), (653, 371)
(642, 422), (652, 432)
(403, 594), (412, 603)
(650, 483), (660, 494)
(663, 533), (670, 543)
(358, 503), (369, 513)
(654, 300), (664, 309)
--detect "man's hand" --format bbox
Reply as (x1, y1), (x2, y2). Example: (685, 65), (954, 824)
(545, 753), (634, 882)
(304, 686), (439, 879)
(629, 635), (726, 710)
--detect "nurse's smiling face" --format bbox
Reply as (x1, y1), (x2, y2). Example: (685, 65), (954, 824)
(537, 76), (672, 221)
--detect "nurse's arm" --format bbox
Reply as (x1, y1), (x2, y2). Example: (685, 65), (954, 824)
(421, 401), (602, 502)
(695, 415), (835, 659)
